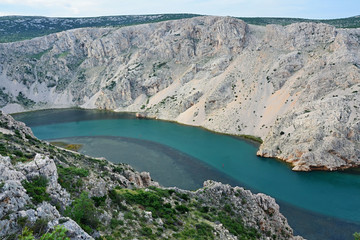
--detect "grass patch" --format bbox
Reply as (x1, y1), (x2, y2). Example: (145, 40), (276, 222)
(50, 141), (83, 152)
(56, 51), (70, 58)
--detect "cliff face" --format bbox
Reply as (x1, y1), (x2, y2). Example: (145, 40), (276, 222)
(0, 112), (301, 239)
(0, 16), (359, 171)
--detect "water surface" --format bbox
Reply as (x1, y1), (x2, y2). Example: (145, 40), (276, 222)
(13, 109), (360, 239)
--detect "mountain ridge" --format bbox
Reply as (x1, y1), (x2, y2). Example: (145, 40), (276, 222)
(1, 14), (360, 43)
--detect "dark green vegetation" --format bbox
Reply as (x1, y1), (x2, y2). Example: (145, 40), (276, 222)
(0, 14), (200, 43)
(0, 14), (359, 43)
(19, 225), (69, 240)
(22, 175), (51, 204)
(16, 92), (36, 107)
(57, 165), (89, 193)
(239, 134), (263, 144)
(237, 15), (360, 28)
(105, 186), (260, 240)
(65, 192), (99, 234)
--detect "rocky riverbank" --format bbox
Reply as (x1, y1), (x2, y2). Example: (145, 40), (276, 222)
(0, 112), (302, 239)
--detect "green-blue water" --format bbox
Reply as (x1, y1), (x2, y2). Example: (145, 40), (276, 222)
(13, 109), (360, 239)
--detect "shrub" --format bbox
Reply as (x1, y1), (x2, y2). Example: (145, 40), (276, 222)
(354, 232), (360, 240)
(22, 176), (50, 204)
(0, 143), (9, 156)
(57, 165), (89, 193)
(110, 188), (177, 228)
(175, 205), (189, 214)
(174, 223), (214, 240)
(91, 195), (107, 207)
(215, 212), (259, 239)
(64, 192), (99, 234)
(140, 226), (153, 237)
(19, 225), (69, 240)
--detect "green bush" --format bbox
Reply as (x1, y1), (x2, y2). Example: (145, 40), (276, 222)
(57, 165), (89, 193)
(91, 195), (107, 207)
(19, 225), (69, 240)
(175, 204), (189, 214)
(174, 222), (214, 240)
(31, 218), (48, 236)
(140, 226), (153, 237)
(22, 176), (50, 204)
(64, 192), (99, 234)
(215, 212), (259, 239)
(354, 232), (360, 240)
(109, 188), (178, 228)
(0, 143), (8, 155)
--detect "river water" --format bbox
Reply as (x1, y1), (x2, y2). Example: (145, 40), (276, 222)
(13, 109), (360, 240)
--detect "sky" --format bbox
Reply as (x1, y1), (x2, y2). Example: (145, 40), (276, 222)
(0, 0), (359, 19)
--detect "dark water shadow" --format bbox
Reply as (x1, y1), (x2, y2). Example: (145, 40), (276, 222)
(51, 135), (360, 240)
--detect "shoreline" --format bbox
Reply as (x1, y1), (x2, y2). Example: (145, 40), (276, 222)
(10, 107), (360, 172)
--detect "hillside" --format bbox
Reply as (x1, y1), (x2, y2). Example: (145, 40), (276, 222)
(1, 14), (360, 43)
(0, 111), (301, 239)
(0, 16), (358, 171)
(237, 15), (360, 28)
(0, 14), (200, 43)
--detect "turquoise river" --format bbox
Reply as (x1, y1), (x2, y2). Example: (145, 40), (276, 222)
(13, 109), (360, 240)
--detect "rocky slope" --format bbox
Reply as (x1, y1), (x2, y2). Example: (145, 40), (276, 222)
(0, 112), (301, 239)
(0, 16), (359, 171)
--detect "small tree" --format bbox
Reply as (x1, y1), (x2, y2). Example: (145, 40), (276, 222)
(65, 192), (99, 233)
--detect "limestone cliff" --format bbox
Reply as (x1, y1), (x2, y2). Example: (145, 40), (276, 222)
(0, 16), (359, 171)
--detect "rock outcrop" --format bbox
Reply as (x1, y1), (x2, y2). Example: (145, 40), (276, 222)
(194, 180), (302, 240)
(0, 16), (359, 170)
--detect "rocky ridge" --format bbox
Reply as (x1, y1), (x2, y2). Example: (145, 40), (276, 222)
(0, 16), (359, 171)
(0, 112), (302, 239)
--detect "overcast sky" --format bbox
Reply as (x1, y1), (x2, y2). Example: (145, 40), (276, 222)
(0, 0), (359, 19)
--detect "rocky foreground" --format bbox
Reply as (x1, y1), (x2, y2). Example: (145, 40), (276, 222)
(0, 16), (359, 171)
(0, 112), (303, 239)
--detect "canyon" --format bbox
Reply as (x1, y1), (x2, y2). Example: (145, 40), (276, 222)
(0, 16), (359, 171)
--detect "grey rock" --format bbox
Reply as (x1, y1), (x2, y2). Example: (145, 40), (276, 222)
(0, 155), (26, 182)
(124, 170), (159, 188)
(17, 154), (71, 207)
(48, 218), (94, 240)
(196, 180), (303, 240)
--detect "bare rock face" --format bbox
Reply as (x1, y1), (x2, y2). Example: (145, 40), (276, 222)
(196, 181), (303, 240)
(0, 16), (359, 171)
(0, 154), (88, 239)
(0, 111), (35, 139)
(124, 170), (159, 188)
